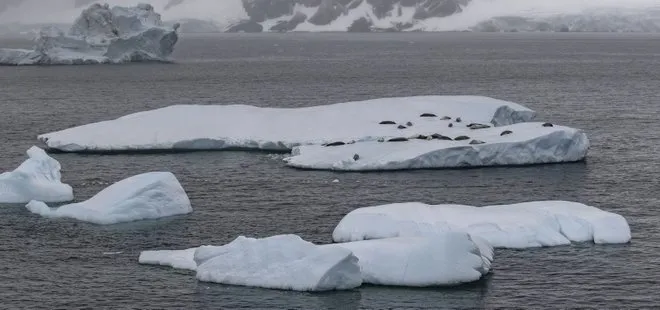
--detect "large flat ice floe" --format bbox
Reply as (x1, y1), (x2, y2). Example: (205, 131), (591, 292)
(139, 233), (493, 287)
(38, 96), (535, 152)
(285, 122), (589, 171)
(333, 201), (631, 249)
(194, 235), (362, 291)
(0, 3), (179, 65)
(26, 172), (192, 224)
(0, 146), (73, 203)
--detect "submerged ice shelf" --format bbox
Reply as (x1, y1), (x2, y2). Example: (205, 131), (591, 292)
(38, 96), (534, 152)
(0, 146), (73, 203)
(0, 3), (179, 65)
(333, 201), (631, 249)
(139, 233), (492, 289)
(26, 172), (192, 224)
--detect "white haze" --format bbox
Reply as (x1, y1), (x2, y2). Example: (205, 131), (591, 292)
(458, 0), (660, 24)
(0, 0), (659, 28)
(415, 0), (660, 31)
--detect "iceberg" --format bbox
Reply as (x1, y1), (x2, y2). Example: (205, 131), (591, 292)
(194, 235), (362, 291)
(25, 172), (192, 225)
(332, 201), (631, 249)
(0, 3), (179, 65)
(38, 96), (535, 153)
(0, 146), (73, 203)
(140, 233), (493, 287)
(285, 122), (589, 171)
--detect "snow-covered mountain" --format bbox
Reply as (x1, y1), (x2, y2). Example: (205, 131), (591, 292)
(1, 0), (660, 34)
(224, 0), (470, 32)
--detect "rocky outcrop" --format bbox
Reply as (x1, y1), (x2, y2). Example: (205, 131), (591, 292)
(270, 11), (308, 32)
(242, 0), (297, 23)
(308, 0), (348, 25)
(412, 0), (469, 19)
(347, 17), (371, 32)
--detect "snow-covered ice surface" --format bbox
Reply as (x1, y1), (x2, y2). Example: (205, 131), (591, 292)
(0, 146), (73, 203)
(0, 3), (179, 65)
(38, 96), (535, 153)
(328, 234), (493, 287)
(194, 235), (362, 291)
(25, 172), (192, 225)
(139, 248), (197, 271)
(285, 122), (589, 171)
(139, 233), (493, 287)
(333, 201), (631, 249)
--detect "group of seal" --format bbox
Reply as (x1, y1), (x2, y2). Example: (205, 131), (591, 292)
(325, 115), (557, 152)
(379, 113), (492, 131)
(344, 122), (556, 163)
(374, 113), (491, 145)
(322, 117), (560, 166)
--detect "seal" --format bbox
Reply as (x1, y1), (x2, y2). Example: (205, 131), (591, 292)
(469, 140), (486, 145)
(500, 130), (513, 136)
(456, 117), (462, 123)
(448, 123), (454, 128)
(324, 141), (345, 147)
(467, 123), (491, 130)
(379, 121), (396, 125)
(414, 135), (429, 140)
(388, 137), (409, 142)
(454, 136), (470, 141)
(406, 121), (413, 127)
(432, 134), (453, 141)
(397, 125), (407, 129)
(542, 123), (554, 127)
(440, 116), (452, 120)
(420, 113), (437, 117)
(353, 154), (360, 161)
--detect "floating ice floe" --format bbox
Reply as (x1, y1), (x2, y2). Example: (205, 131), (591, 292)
(327, 233), (493, 286)
(37, 96), (534, 152)
(0, 146), (73, 203)
(139, 233), (493, 287)
(332, 201), (631, 248)
(0, 3), (179, 65)
(285, 122), (589, 171)
(26, 172), (192, 224)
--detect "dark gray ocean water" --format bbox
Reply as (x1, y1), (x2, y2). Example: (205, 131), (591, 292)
(1, 33), (659, 309)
